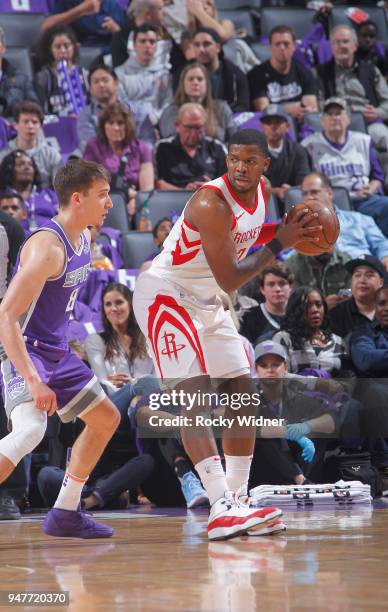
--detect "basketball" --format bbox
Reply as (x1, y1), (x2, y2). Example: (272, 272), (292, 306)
(287, 201), (340, 256)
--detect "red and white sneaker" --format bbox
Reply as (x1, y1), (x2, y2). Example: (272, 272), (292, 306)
(207, 491), (282, 541)
(247, 518), (286, 536)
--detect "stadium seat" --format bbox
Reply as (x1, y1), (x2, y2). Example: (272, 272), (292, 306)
(0, 13), (45, 47)
(78, 46), (102, 70)
(0, 0), (49, 12)
(329, 6), (388, 44)
(218, 9), (256, 38)
(216, 0), (261, 9)
(260, 8), (315, 39)
(121, 231), (154, 268)
(301, 111), (368, 135)
(43, 116), (79, 156)
(136, 191), (189, 227)
(266, 193), (281, 221)
(4, 47), (33, 80)
(105, 191), (129, 232)
(284, 186), (353, 211)
(251, 42), (271, 62)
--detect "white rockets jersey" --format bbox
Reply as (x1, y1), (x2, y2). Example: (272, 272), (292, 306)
(150, 174), (267, 300)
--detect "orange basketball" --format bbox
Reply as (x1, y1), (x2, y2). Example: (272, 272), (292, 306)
(287, 201), (340, 256)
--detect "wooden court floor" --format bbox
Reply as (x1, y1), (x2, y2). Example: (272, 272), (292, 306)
(1, 502), (388, 612)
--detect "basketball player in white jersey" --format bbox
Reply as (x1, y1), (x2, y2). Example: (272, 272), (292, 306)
(134, 129), (321, 540)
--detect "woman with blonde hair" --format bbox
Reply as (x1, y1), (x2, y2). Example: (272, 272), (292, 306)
(187, 0), (235, 42)
(159, 62), (236, 141)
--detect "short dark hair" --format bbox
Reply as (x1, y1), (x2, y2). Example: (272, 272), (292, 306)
(54, 160), (110, 207)
(228, 129), (269, 157)
(356, 19), (378, 34)
(133, 22), (158, 42)
(269, 25), (296, 43)
(13, 101), (44, 124)
(88, 64), (118, 85)
(152, 217), (171, 238)
(193, 27), (222, 45)
(0, 189), (25, 208)
(258, 262), (294, 288)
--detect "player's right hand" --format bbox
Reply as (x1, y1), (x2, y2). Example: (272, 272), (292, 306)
(277, 207), (322, 250)
(29, 380), (58, 416)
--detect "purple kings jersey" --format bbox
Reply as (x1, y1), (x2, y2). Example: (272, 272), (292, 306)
(17, 219), (91, 350)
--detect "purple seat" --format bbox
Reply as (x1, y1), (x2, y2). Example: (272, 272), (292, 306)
(0, 0), (49, 12)
(0, 117), (16, 151)
(43, 116), (79, 159)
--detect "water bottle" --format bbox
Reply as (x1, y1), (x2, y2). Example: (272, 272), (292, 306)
(138, 202), (152, 232)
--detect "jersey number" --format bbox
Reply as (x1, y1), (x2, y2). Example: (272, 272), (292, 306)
(65, 288), (80, 313)
(237, 248), (247, 261)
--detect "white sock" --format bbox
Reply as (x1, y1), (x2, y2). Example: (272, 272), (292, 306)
(54, 471), (88, 511)
(225, 455), (253, 494)
(195, 455), (228, 506)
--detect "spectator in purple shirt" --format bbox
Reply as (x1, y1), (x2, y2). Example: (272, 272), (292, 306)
(0, 150), (58, 231)
(83, 102), (154, 219)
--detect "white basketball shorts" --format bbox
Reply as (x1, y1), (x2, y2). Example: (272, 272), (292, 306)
(133, 270), (250, 382)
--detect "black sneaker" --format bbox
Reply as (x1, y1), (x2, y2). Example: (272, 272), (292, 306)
(0, 492), (21, 520)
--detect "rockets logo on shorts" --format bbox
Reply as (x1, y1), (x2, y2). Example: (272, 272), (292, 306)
(160, 332), (186, 361)
(148, 294), (207, 379)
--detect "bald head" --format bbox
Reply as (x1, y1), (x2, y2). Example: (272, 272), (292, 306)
(176, 104), (206, 149)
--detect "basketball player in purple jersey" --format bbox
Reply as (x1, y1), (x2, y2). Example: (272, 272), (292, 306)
(134, 130), (322, 540)
(0, 160), (120, 538)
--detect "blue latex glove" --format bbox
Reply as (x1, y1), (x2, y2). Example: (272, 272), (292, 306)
(296, 436), (315, 463)
(285, 422), (312, 441)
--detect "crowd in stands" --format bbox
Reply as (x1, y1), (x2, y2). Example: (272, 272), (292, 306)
(2, 0), (388, 517)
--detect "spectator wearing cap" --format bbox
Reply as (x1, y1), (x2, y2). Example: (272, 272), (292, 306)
(317, 24), (388, 172)
(248, 25), (318, 121)
(250, 340), (337, 487)
(189, 27), (250, 112)
(260, 105), (310, 214)
(155, 103), (226, 191)
(0, 26), (40, 118)
(329, 255), (385, 339)
(240, 262), (294, 346)
(300, 173), (388, 274)
(0, 102), (61, 188)
(302, 97), (388, 237)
